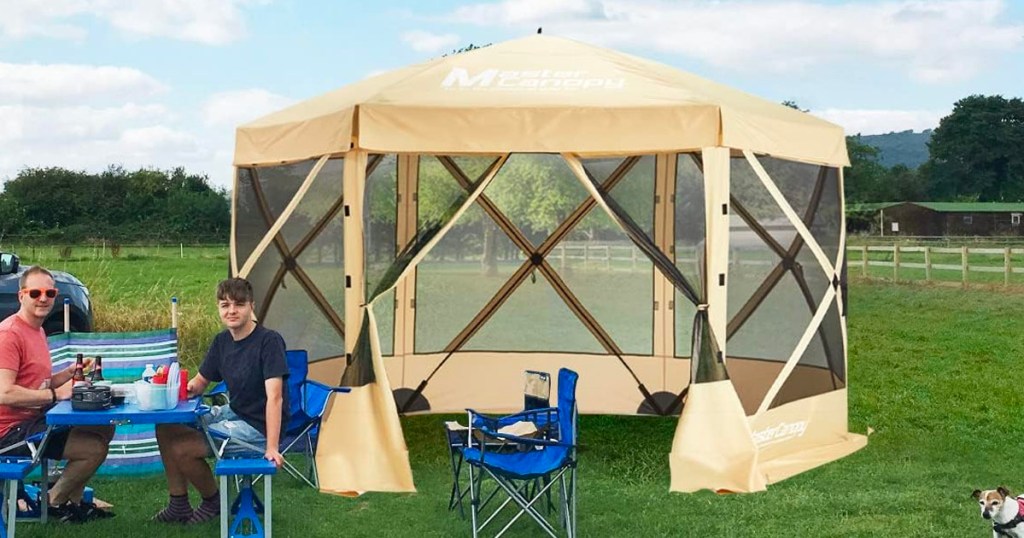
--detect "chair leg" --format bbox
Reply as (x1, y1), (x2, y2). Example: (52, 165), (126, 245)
(305, 432), (318, 489)
(560, 472), (574, 536)
(571, 466), (577, 538)
(39, 460), (47, 524)
(264, 475), (272, 538)
(446, 432), (466, 518)
(490, 471), (560, 538)
(6, 478), (16, 538)
(467, 463), (478, 538)
(220, 475), (228, 538)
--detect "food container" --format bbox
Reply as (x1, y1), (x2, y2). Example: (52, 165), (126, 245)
(135, 380), (174, 410)
(71, 385), (113, 411)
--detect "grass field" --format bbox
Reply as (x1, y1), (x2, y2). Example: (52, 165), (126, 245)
(6, 246), (1022, 536)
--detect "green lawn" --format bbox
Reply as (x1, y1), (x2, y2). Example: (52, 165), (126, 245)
(6, 248), (1020, 536)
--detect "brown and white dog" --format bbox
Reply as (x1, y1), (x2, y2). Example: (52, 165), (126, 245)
(974, 487), (1024, 537)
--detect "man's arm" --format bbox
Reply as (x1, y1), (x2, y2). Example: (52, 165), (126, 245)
(263, 377), (284, 467)
(0, 368), (69, 407)
(186, 373), (212, 398)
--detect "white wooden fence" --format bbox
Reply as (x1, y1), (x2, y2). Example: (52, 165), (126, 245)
(846, 244), (1024, 285)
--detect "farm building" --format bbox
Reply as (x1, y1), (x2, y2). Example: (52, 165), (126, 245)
(853, 202), (1024, 237)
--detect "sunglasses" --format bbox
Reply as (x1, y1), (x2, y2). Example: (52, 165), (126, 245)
(22, 288), (57, 299)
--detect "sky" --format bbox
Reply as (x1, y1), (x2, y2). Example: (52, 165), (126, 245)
(1, 0), (1022, 189)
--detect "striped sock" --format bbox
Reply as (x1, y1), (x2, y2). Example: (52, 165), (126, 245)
(185, 492), (220, 524)
(153, 494), (192, 523)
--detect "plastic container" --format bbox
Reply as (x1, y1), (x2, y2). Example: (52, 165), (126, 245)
(142, 364), (156, 383)
(135, 380), (173, 410)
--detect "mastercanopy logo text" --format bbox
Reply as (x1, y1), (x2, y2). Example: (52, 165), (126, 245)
(441, 67), (626, 91)
(751, 421), (808, 447)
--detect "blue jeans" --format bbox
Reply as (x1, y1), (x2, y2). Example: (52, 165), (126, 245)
(204, 405), (266, 455)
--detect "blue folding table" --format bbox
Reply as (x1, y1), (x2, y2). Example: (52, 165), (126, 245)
(41, 399), (212, 523)
(46, 399), (204, 427)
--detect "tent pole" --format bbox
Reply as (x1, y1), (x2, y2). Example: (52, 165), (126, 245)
(699, 147), (731, 377)
(230, 167), (241, 276)
(343, 151), (369, 363)
(653, 154), (675, 369)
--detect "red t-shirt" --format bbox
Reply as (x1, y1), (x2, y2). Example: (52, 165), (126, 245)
(0, 314), (53, 437)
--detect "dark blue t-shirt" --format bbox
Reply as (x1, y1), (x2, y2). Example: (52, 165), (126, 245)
(199, 324), (290, 437)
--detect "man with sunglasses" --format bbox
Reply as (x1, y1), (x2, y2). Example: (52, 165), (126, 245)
(0, 266), (114, 523)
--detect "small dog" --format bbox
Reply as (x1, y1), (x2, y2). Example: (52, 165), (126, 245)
(974, 487), (1024, 537)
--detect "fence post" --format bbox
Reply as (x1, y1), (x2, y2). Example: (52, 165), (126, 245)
(893, 244), (900, 281)
(924, 246), (932, 283)
(180, 243), (184, 259)
(962, 245), (968, 286)
(583, 245), (589, 266)
(1006, 247), (1012, 286)
(559, 245), (565, 269)
(632, 246), (637, 270)
(604, 245), (611, 269)
(861, 245), (868, 277)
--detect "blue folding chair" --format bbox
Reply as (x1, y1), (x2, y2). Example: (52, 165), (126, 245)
(207, 349), (350, 488)
(448, 370), (552, 517)
(463, 368), (579, 538)
(0, 428), (66, 525)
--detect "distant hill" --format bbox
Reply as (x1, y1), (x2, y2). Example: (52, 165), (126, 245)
(853, 129), (932, 169)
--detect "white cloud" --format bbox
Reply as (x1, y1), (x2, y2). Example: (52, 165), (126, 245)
(814, 107), (949, 135)
(0, 102), (209, 179)
(442, 0), (1024, 83)
(0, 63), (167, 105)
(401, 30), (461, 53)
(0, 0), (91, 41)
(0, 0), (263, 45)
(0, 62), (264, 189)
(201, 89), (294, 128)
(0, 103), (171, 144)
(196, 89), (296, 187)
(450, 0), (602, 25)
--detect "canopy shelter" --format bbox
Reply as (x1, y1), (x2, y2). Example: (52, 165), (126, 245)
(230, 35), (865, 495)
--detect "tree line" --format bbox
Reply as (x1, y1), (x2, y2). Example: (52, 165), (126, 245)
(844, 94), (1024, 203)
(0, 166), (230, 243)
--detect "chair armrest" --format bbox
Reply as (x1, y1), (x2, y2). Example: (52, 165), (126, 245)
(465, 408), (503, 430)
(494, 407), (558, 424)
(476, 426), (574, 449)
(206, 382), (227, 397)
(467, 407), (558, 434)
(306, 380), (351, 394)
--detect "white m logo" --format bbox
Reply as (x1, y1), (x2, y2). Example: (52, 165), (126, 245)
(441, 68), (499, 88)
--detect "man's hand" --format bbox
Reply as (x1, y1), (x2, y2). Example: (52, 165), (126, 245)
(264, 448), (284, 468)
(63, 357), (93, 377)
(54, 382), (72, 401)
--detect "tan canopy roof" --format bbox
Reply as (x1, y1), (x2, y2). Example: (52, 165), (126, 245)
(235, 35), (849, 167)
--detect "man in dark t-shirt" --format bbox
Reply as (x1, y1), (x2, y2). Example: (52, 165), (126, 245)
(152, 278), (289, 525)
(199, 324), (290, 440)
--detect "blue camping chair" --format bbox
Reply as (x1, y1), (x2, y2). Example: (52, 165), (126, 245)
(207, 349), (350, 488)
(463, 368), (579, 538)
(449, 370), (552, 517)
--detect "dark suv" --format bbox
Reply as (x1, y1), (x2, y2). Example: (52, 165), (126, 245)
(0, 252), (93, 334)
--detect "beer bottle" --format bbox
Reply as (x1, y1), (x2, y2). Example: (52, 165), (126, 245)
(90, 356), (104, 383)
(72, 354), (87, 386)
